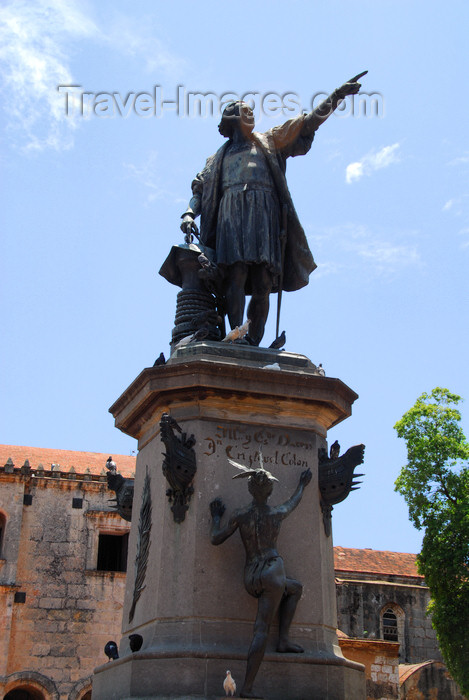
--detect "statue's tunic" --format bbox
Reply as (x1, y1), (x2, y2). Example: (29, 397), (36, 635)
(190, 113), (317, 294)
(217, 141), (281, 276)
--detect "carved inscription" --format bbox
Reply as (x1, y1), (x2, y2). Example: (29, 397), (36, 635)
(203, 425), (312, 469)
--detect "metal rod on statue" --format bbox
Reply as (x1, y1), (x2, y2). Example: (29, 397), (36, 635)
(276, 204), (288, 340)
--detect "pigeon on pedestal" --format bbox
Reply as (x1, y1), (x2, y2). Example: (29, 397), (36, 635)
(223, 669), (236, 697)
(222, 319), (250, 343)
(129, 634), (143, 652)
(104, 640), (119, 661)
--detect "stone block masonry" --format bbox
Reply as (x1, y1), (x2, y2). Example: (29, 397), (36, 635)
(0, 452), (131, 699)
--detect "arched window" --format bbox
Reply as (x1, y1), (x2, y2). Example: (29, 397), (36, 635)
(69, 674), (92, 700)
(382, 608), (398, 641)
(5, 689), (45, 700)
(379, 603), (407, 659)
(3, 671), (58, 700)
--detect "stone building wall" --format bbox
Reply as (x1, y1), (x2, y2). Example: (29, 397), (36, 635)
(335, 578), (440, 663)
(399, 661), (466, 699)
(334, 547), (441, 664)
(0, 446), (460, 699)
(0, 452), (132, 700)
(339, 637), (400, 700)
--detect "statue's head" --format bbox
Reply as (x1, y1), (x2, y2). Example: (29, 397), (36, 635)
(229, 451), (278, 503)
(247, 470), (275, 503)
(218, 101), (255, 138)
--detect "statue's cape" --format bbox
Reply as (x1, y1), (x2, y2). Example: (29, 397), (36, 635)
(192, 114), (317, 292)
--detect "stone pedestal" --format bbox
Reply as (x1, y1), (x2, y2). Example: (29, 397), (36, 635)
(92, 343), (365, 699)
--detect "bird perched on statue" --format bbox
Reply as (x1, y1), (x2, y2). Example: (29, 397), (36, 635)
(129, 634), (143, 652)
(105, 456), (117, 475)
(263, 362), (281, 371)
(175, 323), (210, 349)
(191, 309), (212, 327)
(228, 450), (278, 484)
(197, 253), (222, 281)
(317, 363), (326, 376)
(269, 330), (286, 349)
(223, 669), (236, 697)
(104, 640), (119, 661)
(222, 318), (250, 343)
(153, 352), (166, 366)
(330, 440), (340, 460)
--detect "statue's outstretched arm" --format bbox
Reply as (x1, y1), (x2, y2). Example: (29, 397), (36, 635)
(276, 468), (312, 518)
(304, 71), (367, 133)
(210, 498), (239, 545)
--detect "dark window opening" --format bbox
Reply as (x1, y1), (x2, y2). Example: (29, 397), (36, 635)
(97, 533), (129, 572)
(383, 608), (398, 641)
(23, 494), (33, 506)
(72, 498), (83, 509)
(14, 591), (26, 603)
(5, 689), (45, 700)
(0, 513), (6, 557)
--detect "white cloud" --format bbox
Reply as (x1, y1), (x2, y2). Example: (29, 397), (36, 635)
(357, 241), (420, 270)
(124, 152), (186, 206)
(442, 196), (469, 250)
(0, 1), (186, 152)
(104, 14), (186, 77)
(345, 143), (400, 184)
(311, 260), (344, 279)
(458, 227), (469, 249)
(308, 222), (422, 278)
(0, 0), (98, 151)
(344, 161), (363, 183)
(447, 154), (469, 167)
(442, 194), (469, 217)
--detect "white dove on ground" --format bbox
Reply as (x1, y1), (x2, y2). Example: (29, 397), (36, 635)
(222, 318), (250, 343)
(263, 362), (281, 371)
(175, 334), (194, 348)
(175, 324), (210, 349)
(223, 669), (236, 696)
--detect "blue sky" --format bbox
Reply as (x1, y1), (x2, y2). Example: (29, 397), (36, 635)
(1, 0), (468, 554)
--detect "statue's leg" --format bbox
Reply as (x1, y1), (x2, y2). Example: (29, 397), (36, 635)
(277, 577), (304, 653)
(224, 262), (248, 329)
(246, 265), (272, 346)
(240, 590), (283, 698)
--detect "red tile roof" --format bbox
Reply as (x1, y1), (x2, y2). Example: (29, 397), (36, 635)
(334, 546), (422, 579)
(0, 445), (136, 478)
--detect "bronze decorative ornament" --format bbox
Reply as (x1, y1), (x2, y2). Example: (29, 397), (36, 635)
(160, 412), (197, 523)
(318, 442), (365, 536)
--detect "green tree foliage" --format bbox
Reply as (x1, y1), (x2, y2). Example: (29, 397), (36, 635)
(394, 388), (469, 696)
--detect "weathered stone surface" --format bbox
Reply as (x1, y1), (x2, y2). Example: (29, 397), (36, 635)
(109, 344), (358, 445)
(0, 442), (463, 699)
(400, 660), (466, 699)
(0, 465), (130, 699)
(95, 352), (365, 699)
(336, 578), (440, 663)
(339, 639), (400, 699)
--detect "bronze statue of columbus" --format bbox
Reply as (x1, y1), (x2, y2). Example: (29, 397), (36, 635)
(181, 72), (366, 346)
(210, 460), (312, 698)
